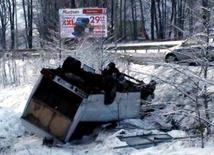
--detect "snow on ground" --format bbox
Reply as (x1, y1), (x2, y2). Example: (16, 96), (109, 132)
(1, 56), (214, 155)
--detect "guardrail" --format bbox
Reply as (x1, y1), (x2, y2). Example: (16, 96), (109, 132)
(0, 48), (47, 52)
(0, 49), (54, 59)
(0, 40), (182, 57)
(104, 40), (182, 52)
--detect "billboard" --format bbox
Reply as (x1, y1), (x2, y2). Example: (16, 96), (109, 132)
(59, 8), (107, 38)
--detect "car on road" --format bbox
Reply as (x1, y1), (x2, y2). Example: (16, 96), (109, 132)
(164, 34), (214, 64)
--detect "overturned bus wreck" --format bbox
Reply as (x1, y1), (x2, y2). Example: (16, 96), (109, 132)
(20, 56), (156, 143)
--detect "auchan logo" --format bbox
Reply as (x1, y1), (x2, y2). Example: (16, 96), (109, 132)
(63, 10), (79, 14)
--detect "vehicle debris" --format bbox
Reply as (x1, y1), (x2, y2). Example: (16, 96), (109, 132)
(114, 132), (201, 149)
(20, 56), (156, 143)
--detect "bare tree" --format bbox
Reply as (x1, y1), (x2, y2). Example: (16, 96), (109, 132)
(22, 0), (33, 48)
(139, 0), (149, 39)
(130, 0), (137, 40)
(70, 0), (76, 8)
(150, 0), (156, 40)
(0, 0), (7, 49)
(123, 0), (127, 39)
(1, 0), (213, 49)
(0, 0), (18, 49)
(6, 0), (15, 49)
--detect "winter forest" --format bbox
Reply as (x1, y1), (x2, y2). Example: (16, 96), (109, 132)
(1, 0), (214, 154)
(0, 0), (214, 49)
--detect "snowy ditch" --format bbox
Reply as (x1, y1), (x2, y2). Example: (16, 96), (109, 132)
(0, 53), (214, 154)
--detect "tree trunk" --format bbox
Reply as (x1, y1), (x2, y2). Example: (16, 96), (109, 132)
(28, 0), (33, 48)
(70, 0), (76, 8)
(131, 0), (137, 40)
(22, 0), (33, 48)
(22, 0), (28, 48)
(123, 0), (127, 39)
(173, 1), (177, 39)
(187, 0), (194, 34)
(169, 0), (176, 39)
(151, 0), (155, 40)
(7, 0), (15, 49)
(157, 0), (163, 39)
(161, 0), (167, 39)
(202, 0), (208, 28)
(119, 0), (123, 39)
(0, 0), (7, 49)
(154, 1), (159, 39)
(177, 0), (185, 39)
(139, 0), (149, 39)
(110, 0), (114, 35)
(202, 0), (210, 135)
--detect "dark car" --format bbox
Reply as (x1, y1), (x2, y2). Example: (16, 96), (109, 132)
(164, 34), (214, 64)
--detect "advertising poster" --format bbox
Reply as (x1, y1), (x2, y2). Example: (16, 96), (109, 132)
(59, 8), (107, 38)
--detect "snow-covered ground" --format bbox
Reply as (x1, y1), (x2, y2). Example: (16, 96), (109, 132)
(1, 54), (214, 155)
